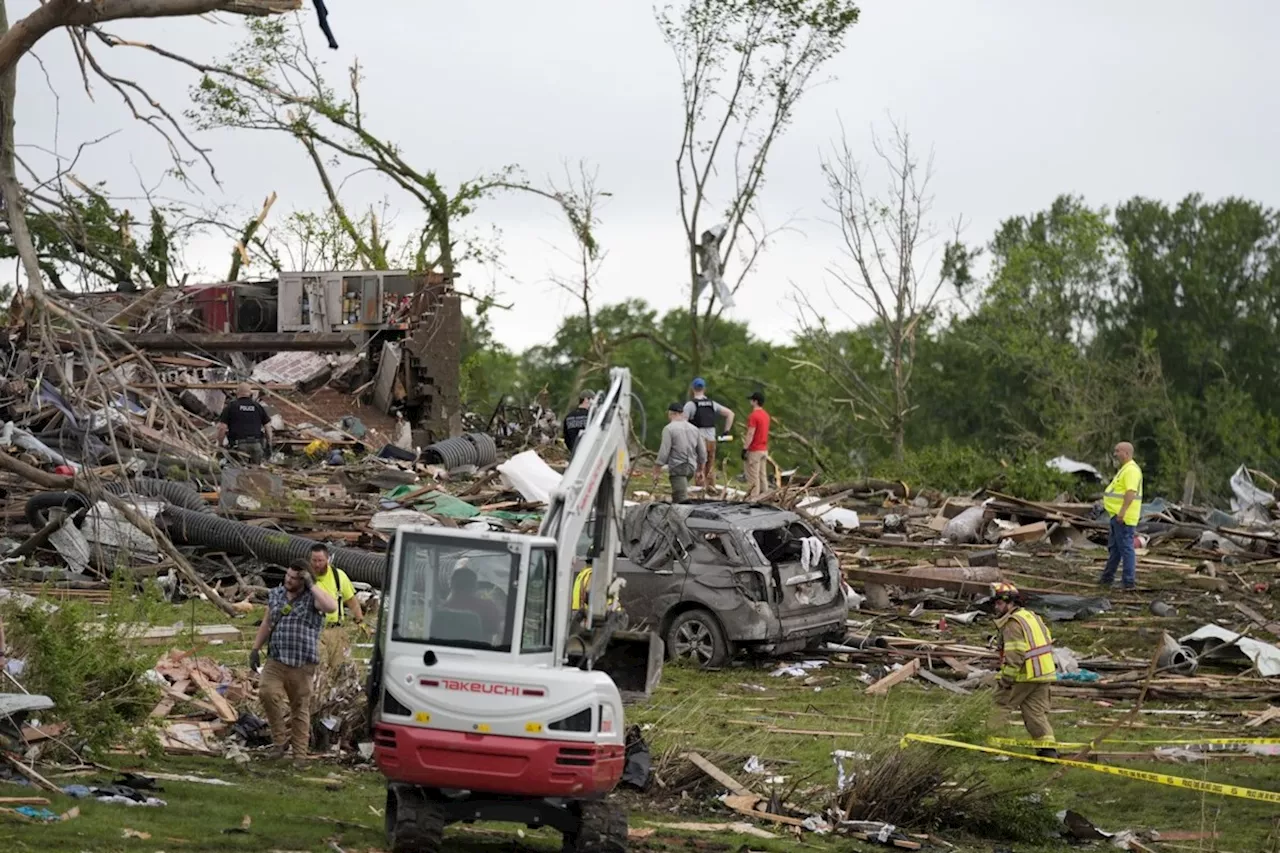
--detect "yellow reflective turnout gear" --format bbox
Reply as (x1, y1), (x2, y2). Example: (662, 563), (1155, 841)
(998, 607), (1057, 683)
(1103, 459), (1143, 526)
(572, 566), (592, 611)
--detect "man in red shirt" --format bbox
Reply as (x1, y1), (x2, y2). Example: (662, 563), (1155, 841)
(743, 391), (771, 500)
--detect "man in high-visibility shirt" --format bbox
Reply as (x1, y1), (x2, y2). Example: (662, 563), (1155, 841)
(991, 582), (1058, 757)
(1098, 441), (1143, 591)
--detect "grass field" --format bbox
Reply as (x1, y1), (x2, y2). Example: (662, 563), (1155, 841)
(5, 658), (1278, 852)
(4, 569), (1280, 852)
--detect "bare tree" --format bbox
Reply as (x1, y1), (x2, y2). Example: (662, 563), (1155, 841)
(0, 0), (298, 305)
(658, 0), (859, 374)
(793, 121), (961, 463)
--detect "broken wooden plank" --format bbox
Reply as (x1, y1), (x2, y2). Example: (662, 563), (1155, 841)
(866, 658), (922, 696)
(1234, 602), (1280, 640)
(189, 670), (237, 723)
(682, 752), (755, 798)
(917, 667), (971, 695)
(0, 797), (50, 805)
(996, 520), (1047, 543)
(721, 796), (807, 828)
(114, 624), (241, 646)
(20, 722), (67, 744)
(1245, 705), (1280, 729)
(941, 655), (976, 676)
(3, 753), (61, 793)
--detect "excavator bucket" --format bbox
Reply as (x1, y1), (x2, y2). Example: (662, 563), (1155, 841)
(594, 629), (664, 702)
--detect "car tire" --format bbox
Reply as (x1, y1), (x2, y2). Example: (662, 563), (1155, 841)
(665, 609), (731, 668)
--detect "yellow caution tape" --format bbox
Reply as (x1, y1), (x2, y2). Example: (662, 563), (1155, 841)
(901, 733), (1280, 804)
(989, 735), (1280, 749)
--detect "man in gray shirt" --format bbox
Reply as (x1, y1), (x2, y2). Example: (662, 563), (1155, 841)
(653, 403), (707, 503)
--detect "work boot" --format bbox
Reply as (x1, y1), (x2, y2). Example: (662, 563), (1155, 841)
(1035, 748), (1059, 758)
(264, 744), (287, 761)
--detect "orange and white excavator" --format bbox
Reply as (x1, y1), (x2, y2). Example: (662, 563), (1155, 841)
(366, 367), (662, 852)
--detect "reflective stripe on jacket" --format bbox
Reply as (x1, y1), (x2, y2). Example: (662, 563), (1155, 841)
(998, 607), (1057, 683)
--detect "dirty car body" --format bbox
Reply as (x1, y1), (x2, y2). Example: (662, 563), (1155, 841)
(605, 502), (848, 663)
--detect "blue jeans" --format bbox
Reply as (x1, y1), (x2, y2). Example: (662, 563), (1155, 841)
(1100, 515), (1136, 587)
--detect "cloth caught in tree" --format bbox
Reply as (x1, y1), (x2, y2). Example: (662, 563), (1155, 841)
(315, 0), (339, 49)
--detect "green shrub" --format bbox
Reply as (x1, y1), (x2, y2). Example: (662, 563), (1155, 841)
(876, 441), (1078, 500)
(2, 597), (160, 759)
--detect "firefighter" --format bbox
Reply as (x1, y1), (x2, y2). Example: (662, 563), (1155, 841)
(990, 582), (1058, 756)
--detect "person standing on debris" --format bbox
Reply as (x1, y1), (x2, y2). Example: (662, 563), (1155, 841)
(309, 544), (363, 629)
(654, 402), (707, 503)
(217, 383), (273, 463)
(563, 391), (594, 456)
(1098, 441), (1143, 591)
(742, 391), (771, 500)
(250, 559), (338, 762)
(683, 378), (733, 491)
(990, 582), (1058, 757)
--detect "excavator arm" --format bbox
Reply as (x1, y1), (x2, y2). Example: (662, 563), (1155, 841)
(539, 368), (662, 693)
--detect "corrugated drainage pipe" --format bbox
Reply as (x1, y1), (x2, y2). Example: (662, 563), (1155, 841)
(422, 436), (477, 468)
(159, 505), (386, 586)
(26, 479), (213, 527)
(464, 432), (497, 467)
(106, 478), (213, 514)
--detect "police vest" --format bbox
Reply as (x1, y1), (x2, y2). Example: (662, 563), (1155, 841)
(690, 398), (717, 428)
(1000, 608), (1057, 683)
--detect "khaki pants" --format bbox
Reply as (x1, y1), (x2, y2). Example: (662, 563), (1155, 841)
(744, 450), (768, 500)
(260, 659), (316, 756)
(997, 681), (1054, 743)
(699, 439), (718, 490)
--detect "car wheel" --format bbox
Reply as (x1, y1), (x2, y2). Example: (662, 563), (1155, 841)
(665, 609), (731, 668)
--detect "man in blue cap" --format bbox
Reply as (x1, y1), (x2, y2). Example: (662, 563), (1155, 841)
(683, 377), (734, 492)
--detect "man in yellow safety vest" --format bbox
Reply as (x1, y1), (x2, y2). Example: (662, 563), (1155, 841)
(1098, 440), (1143, 591)
(991, 582), (1058, 757)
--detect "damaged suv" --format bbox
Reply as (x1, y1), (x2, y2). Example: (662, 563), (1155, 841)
(602, 501), (848, 667)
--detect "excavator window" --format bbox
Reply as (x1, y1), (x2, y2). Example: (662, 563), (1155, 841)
(520, 547), (555, 654)
(392, 533), (519, 652)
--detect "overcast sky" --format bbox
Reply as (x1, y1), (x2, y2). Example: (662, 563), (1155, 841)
(14, 0), (1280, 351)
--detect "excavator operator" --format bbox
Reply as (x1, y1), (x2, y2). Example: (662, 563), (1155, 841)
(446, 568), (504, 638)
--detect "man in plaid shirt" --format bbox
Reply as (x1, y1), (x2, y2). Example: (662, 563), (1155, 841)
(250, 560), (338, 762)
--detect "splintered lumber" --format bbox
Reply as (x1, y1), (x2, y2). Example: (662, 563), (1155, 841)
(917, 668), (971, 695)
(941, 655), (976, 676)
(104, 624), (241, 646)
(682, 752), (755, 798)
(996, 521), (1047, 543)
(1234, 602), (1280, 640)
(20, 723), (67, 744)
(3, 754), (61, 793)
(721, 795), (807, 828)
(866, 658), (921, 695)
(0, 797), (50, 805)
(188, 670), (237, 723)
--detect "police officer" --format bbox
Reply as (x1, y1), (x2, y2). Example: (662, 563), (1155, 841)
(683, 378), (733, 491)
(563, 391), (593, 455)
(217, 383), (273, 463)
